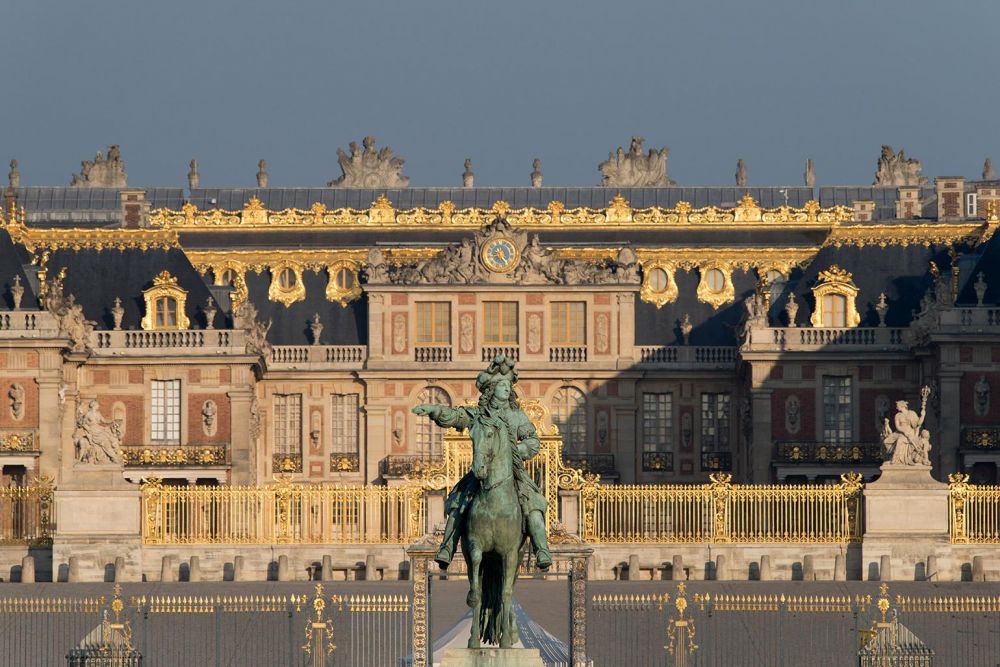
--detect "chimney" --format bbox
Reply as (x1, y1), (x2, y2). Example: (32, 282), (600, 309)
(935, 177), (964, 221)
(895, 187), (921, 219)
(852, 200), (875, 222)
(120, 188), (150, 229)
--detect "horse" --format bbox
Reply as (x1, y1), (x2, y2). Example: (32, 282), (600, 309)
(462, 422), (526, 649)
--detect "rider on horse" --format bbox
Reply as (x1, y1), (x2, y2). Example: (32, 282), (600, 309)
(413, 355), (552, 570)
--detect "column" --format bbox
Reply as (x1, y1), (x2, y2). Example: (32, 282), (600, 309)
(228, 388), (254, 484)
(751, 389), (773, 483)
(937, 371), (962, 477)
(615, 292), (635, 366)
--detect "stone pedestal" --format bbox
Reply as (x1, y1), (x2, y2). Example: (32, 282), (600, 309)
(862, 465), (951, 581)
(438, 648), (545, 667)
(53, 488), (141, 582)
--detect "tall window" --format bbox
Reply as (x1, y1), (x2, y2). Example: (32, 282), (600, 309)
(154, 297), (179, 329)
(822, 294), (847, 327)
(642, 393), (673, 453)
(551, 302), (586, 345)
(823, 376), (853, 443)
(151, 380), (181, 442)
(700, 393), (731, 451)
(274, 394), (303, 456)
(415, 387), (450, 457)
(552, 386), (587, 453)
(484, 302), (518, 344)
(331, 394), (359, 455)
(416, 302), (451, 345)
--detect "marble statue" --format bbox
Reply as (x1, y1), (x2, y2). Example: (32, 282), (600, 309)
(233, 299), (272, 358)
(73, 400), (123, 464)
(984, 158), (996, 181)
(530, 158), (543, 187)
(804, 158), (815, 187)
(598, 136), (674, 187)
(462, 159), (474, 187)
(309, 313), (323, 345)
(873, 145), (928, 187)
(188, 159), (200, 190)
(881, 386), (932, 466)
(736, 159), (747, 187)
(975, 376), (990, 417)
(201, 400), (217, 436)
(71, 145), (127, 187)
(8, 159), (19, 189)
(256, 159), (269, 188)
(41, 274), (95, 353)
(412, 355), (549, 648)
(328, 136), (409, 188)
(10, 275), (24, 310)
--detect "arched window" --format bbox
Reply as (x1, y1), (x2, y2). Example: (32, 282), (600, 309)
(552, 386), (587, 454)
(154, 296), (179, 329)
(415, 386), (451, 457)
(219, 269), (236, 286)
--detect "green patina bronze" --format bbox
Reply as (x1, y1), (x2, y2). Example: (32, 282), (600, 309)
(412, 355), (551, 648)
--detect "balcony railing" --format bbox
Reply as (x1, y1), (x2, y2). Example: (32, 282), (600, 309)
(561, 453), (616, 475)
(0, 311), (56, 334)
(482, 346), (519, 362)
(701, 451), (732, 472)
(92, 329), (244, 354)
(549, 346), (587, 363)
(775, 441), (882, 464)
(962, 427), (1000, 450)
(122, 444), (229, 467)
(272, 453), (303, 474)
(940, 307), (1000, 329)
(642, 451), (674, 472)
(414, 346), (452, 363)
(744, 327), (907, 353)
(269, 345), (367, 368)
(636, 346), (737, 369)
(381, 455), (443, 478)
(330, 452), (360, 473)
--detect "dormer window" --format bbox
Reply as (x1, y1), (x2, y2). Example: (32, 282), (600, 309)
(268, 263), (305, 307)
(810, 265), (860, 328)
(141, 271), (189, 331)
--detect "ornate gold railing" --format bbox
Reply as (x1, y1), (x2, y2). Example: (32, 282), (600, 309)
(140, 477), (424, 545)
(581, 473), (863, 544)
(948, 473), (1000, 543)
(0, 477), (54, 545)
(122, 444), (228, 467)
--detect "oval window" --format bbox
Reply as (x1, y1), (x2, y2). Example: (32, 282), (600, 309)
(220, 269), (236, 286)
(335, 267), (356, 290)
(648, 267), (669, 292)
(278, 268), (297, 289)
(706, 268), (725, 292)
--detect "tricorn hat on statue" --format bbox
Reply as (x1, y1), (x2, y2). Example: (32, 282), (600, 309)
(476, 354), (518, 392)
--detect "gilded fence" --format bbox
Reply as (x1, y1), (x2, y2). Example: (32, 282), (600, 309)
(948, 473), (1000, 543)
(581, 472), (863, 544)
(141, 477), (425, 545)
(0, 476), (54, 545)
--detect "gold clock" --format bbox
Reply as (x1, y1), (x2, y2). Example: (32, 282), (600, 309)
(481, 236), (520, 273)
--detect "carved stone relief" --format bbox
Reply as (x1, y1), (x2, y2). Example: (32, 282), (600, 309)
(392, 410), (406, 451)
(249, 396), (261, 442)
(596, 411), (609, 451)
(310, 409), (322, 454)
(328, 136), (409, 188)
(873, 145), (927, 187)
(974, 376), (991, 417)
(73, 400), (123, 464)
(202, 400), (218, 437)
(392, 313), (407, 354)
(680, 409), (693, 452)
(527, 313), (542, 354)
(459, 312), (474, 354)
(70, 145), (127, 187)
(784, 394), (801, 435)
(8, 383), (24, 421)
(595, 313), (610, 355)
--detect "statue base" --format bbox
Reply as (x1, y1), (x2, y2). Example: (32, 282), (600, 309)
(438, 648), (546, 667)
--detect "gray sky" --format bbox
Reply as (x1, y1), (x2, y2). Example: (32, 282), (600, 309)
(2, 0), (997, 189)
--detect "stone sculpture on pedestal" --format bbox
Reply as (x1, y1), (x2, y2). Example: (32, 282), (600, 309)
(881, 387), (932, 467)
(598, 136), (674, 187)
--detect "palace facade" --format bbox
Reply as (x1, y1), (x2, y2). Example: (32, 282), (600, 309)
(3, 140), (1000, 506)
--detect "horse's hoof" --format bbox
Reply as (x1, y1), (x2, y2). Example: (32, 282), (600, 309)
(468, 639), (480, 649)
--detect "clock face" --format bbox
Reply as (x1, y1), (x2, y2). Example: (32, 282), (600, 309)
(481, 236), (520, 273)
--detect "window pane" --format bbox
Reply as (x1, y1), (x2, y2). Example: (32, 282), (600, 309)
(485, 302), (517, 343)
(415, 387), (450, 456)
(700, 393), (730, 452)
(822, 376), (852, 443)
(642, 393), (673, 453)
(552, 386), (587, 453)
(551, 302), (585, 345)
(274, 394), (303, 455)
(151, 379), (181, 442)
(417, 302), (450, 344)
(331, 394), (359, 455)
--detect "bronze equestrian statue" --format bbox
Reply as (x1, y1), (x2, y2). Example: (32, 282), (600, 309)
(412, 355), (551, 648)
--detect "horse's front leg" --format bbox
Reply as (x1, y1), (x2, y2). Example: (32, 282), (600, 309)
(499, 550), (519, 648)
(467, 545), (483, 649)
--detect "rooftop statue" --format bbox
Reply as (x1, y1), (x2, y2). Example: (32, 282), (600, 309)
(328, 135), (409, 188)
(598, 136), (674, 187)
(412, 355), (550, 648)
(70, 145), (127, 188)
(873, 145), (928, 187)
(881, 386), (932, 467)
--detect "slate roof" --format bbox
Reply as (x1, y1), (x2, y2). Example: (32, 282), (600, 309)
(0, 229), (39, 310)
(189, 186), (816, 211)
(957, 231), (1000, 305)
(819, 186), (937, 220)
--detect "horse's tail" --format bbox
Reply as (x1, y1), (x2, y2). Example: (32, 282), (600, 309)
(479, 553), (506, 645)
